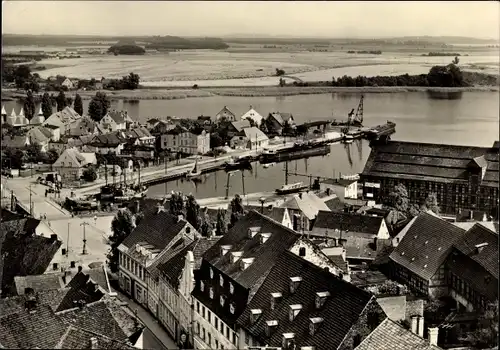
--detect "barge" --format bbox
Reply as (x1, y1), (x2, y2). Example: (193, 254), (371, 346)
(260, 144), (331, 164)
(365, 121), (396, 140)
(276, 182), (309, 195)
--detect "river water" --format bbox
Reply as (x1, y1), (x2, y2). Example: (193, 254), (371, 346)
(4, 91), (498, 199)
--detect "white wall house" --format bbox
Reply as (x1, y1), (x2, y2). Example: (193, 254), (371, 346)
(320, 178), (359, 200)
(161, 129), (210, 155)
(215, 106), (236, 122)
(240, 106), (264, 126)
(99, 112), (127, 132)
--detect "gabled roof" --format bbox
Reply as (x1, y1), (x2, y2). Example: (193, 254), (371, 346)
(14, 274), (65, 295)
(0, 219), (62, 297)
(1, 105), (7, 116)
(91, 132), (125, 146)
(27, 127), (50, 144)
(201, 210), (301, 295)
(453, 223), (498, 279)
(469, 155), (488, 169)
(37, 126), (53, 139)
(355, 317), (441, 350)
(241, 107), (264, 124)
(361, 140), (499, 188)
(390, 212), (466, 280)
(269, 112), (293, 126)
(55, 325), (136, 350)
(121, 210), (187, 251)
(236, 250), (376, 350)
(55, 148), (89, 168)
(242, 127), (269, 143)
(280, 192), (330, 220)
(244, 205), (288, 224)
(312, 211), (384, 237)
(231, 120), (251, 132)
(216, 106), (236, 118)
(105, 110), (127, 124)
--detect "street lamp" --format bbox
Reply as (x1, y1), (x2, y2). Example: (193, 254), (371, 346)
(259, 196), (266, 214)
(80, 222), (89, 255)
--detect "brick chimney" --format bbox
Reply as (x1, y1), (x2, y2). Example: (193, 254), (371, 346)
(410, 315), (418, 334)
(428, 327), (439, 346)
(417, 316), (424, 337)
(90, 337), (98, 349)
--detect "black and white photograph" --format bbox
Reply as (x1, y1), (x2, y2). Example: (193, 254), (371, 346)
(0, 1), (498, 349)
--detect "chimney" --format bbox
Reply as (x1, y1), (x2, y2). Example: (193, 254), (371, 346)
(428, 327), (439, 346)
(156, 203), (164, 214)
(250, 309), (262, 324)
(270, 292), (282, 310)
(25, 290), (37, 312)
(417, 316), (424, 337)
(469, 210), (474, 220)
(298, 192), (303, 199)
(78, 266), (83, 273)
(410, 315), (418, 334)
(240, 257), (255, 270)
(265, 320), (278, 337)
(248, 226), (260, 238)
(50, 234), (58, 242)
(220, 245), (232, 256)
(315, 291), (330, 309)
(289, 276), (302, 293)
(230, 251), (243, 263)
(373, 237), (378, 250)
(134, 200), (140, 214)
(309, 317), (324, 336)
(177, 214), (184, 222)
(475, 242), (488, 254)
(260, 233), (271, 244)
(90, 337), (98, 349)
(289, 304), (302, 321)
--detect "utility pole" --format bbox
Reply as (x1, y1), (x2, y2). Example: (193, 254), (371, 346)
(29, 184), (33, 216)
(164, 154), (168, 195)
(113, 164), (116, 185)
(241, 171), (246, 204)
(138, 162), (141, 188)
(225, 172), (234, 200)
(67, 223), (70, 257)
(104, 160), (108, 185)
(80, 222), (89, 255)
(285, 161), (289, 185)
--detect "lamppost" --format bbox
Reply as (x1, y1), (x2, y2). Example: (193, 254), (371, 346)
(259, 196), (266, 214)
(80, 222), (89, 255)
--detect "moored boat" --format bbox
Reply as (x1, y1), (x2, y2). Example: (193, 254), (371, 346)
(260, 144), (330, 164)
(275, 182), (308, 195)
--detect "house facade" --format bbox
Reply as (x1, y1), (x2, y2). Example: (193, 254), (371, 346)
(240, 106), (264, 126)
(266, 112), (295, 135)
(99, 111), (127, 132)
(360, 140), (499, 218)
(215, 106), (236, 122)
(161, 127), (210, 155)
(230, 127), (269, 150)
(191, 211), (343, 350)
(117, 209), (197, 309)
(52, 148), (93, 182)
(320, 178), (359, 200)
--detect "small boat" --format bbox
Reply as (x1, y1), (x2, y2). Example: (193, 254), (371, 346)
(186, 157), (202, 179)
(224, 157), (252, 171)
(275, 182), (308, 195)
(263, 162), (276, 169)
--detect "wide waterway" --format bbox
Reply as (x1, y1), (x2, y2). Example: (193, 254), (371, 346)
(4, 91), (499, 200)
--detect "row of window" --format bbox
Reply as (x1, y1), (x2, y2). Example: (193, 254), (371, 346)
(195, 300), (237, 346)
(120, 253), (145, 281)
(450, 273), (488, 309)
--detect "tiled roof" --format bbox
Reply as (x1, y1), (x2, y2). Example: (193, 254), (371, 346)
(107, 111), (127, 124)
(3, 135), (28, 148)
(280, 192), (330, 220)
(0, 209), (25, 222)
(192, 237), (221, 270)
(453, 223), (498, 279)
(231, 120), (251, 132)
(37, 126), (53, 139)
(312, 211), (384, 236)
(243, 127), (269, 142)
(355, 318), (441, 350)
(350, 270), (389, 288)
(0, 304), (68, 349)
(201, 210), (301, 293)
(121, 210), (187, 251)
(321, 178), (357, 187)
(91, 132), (126, 146)
(324, 197), (346, 211)
(361, 140), (499, 188)
(0, 220), (62, 297)
(157, 240), (197, 288)
(245, 205), (287, 224)
(327, 255), (349, 273)
(216, 106), (236, 118)
(14, 274), (65, 295)
(390, 212), (466, 280)
(55, 325), (136, 349)
(67, 268), (110, 294)
(452, 221), (499, 233)
(236, 251), (377, 350)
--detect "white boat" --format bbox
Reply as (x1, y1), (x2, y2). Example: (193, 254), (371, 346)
(186, 157), (202, 179)
(275, 182), (308, 195)
(263, 162), (276, 169)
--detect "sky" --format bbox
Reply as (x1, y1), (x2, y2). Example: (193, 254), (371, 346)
(2, 1), (499, 39)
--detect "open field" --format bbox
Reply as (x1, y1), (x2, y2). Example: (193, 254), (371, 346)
(24, 47), (498, 86)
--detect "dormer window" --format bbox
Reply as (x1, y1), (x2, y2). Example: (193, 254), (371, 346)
(229, 303), (235, 314)
(260, 233), (271, 244)
(289, 276), (302, 293)
(266, 320), (278, 337)
(220, 295), (226, 306)
(270, 292), (282, 310)
(221, 245), (232, 256)
(250, 309), (262, 324)
(315, 291), (330, 309)
(230, 251), (243, 263)
(209, 287), (214, 299)
(200, 281), (205, 292)
(229, 283), (234, 294)
(240, 257), (255, 270)
(282, 333), (295, 350)
(309, 317), (324, 335)
(289, 304), (302, 321)
(248, 226), (261, 238)
(209, 268), (214, 279)
(219, 275), (224, 287)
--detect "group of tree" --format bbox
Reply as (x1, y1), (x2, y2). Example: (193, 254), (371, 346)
(103, 73), (140, 90)
(23, 90), (36, 120)
(107, 44), (146, 56)
(107, 208), (136, 272)
(384, 183), (440, 226)
(2, 63), (40, 91)
(275, 68), (286, 76)
(81, 165), (98, 182)
(88, 91), (111, 121)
